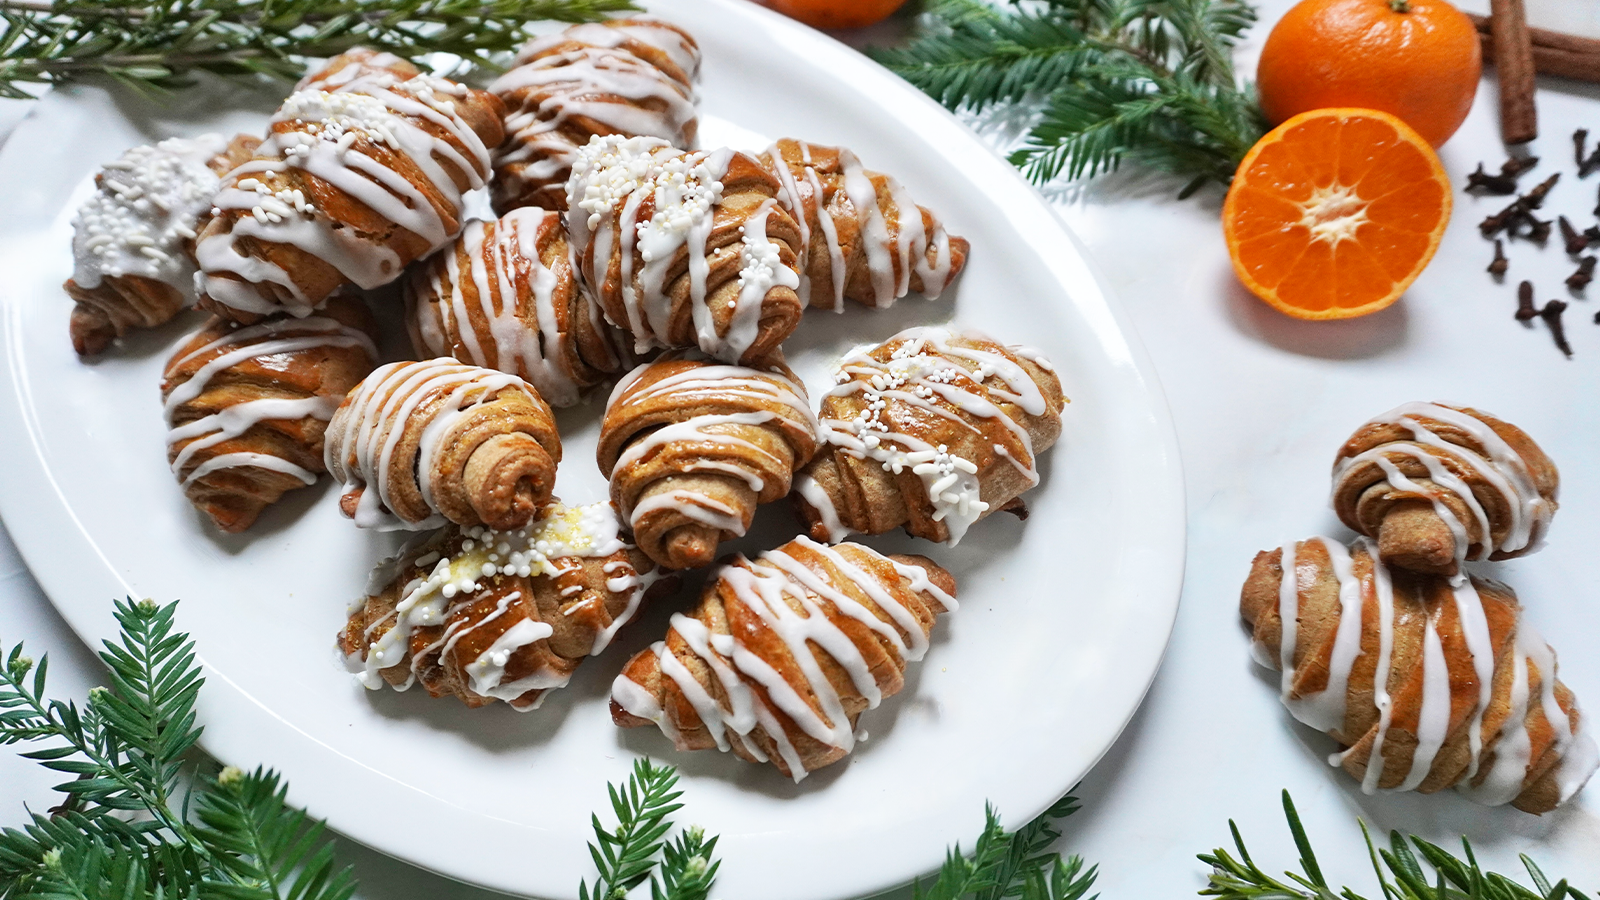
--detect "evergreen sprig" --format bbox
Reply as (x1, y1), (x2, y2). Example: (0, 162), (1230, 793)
(1200, 790), (1595, 900)
(869, 0), (1269, 196)
(0, 598), (353, 900)
(580, 758), (722, 900)
(0, 0), (639, 100)
(915, 792), (1098, 900)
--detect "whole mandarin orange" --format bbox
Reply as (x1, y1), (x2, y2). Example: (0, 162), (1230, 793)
(1256, 0), (1482, 148)
(767, 0), (908, 29)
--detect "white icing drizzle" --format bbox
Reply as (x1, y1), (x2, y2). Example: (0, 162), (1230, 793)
(793, 472), (850, 543)
(350, 501), (653, 707)
(571, 134), (790, 362)
(323, 359), (540, 531)
(197, 72), (491, 318)
(1259, 536), (1598, 807)
(491, 20), (699, 196)
(605, 357), (817, 536)
(611, 536), (952, 782)
(71, 134), (230, 298)
(1333, 402), (1554, 572)
(832, 147), (954, 308)
(817, 327), (1048, 545)
(164, 315), (377, 486)
(413, 208), (594, 407)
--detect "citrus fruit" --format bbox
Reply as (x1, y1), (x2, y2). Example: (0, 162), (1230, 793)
(1256, 0), (1482, 147)
(767, 0), (908, 29)
(1222, 108), (1452, 320)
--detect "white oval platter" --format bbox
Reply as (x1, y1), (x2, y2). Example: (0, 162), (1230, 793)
(0, 1), (1185, 897)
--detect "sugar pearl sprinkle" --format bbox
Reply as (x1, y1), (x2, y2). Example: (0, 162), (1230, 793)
(408, 501), (623, 604)
(571, 135), (724, 240)
(70, 134), (229, 292)
(737, 219), (783, 292)
(277, 88), (403, 152)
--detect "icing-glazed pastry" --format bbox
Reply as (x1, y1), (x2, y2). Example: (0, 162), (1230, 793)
(762, 138), (968, 311)
(792, 327), (1065, 546)
(65, 133), (260, 356)
(161, 293), (378, 532)
(491, 18), (700, 212)
(597, 351), (818, 570)
(295, 46), (418, 91)
(343, 500), (672, 710)
(195, 51), (505, 323)
(1331, 402), (1559, 576)
(566, 135), (805, 364)
(405, 207), (632, 408)
(323, 360), (562, 532)
(1241, 536), (1598, 814)
(611, 536), (955, 780)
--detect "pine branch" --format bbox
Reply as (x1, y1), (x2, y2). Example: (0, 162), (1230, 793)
(870, 0), (1268, 195)
(0, 0), (639, 100)
(193, 765), (355, 900)
(915, 792), (1097, 900)
(580, 759), (684, 900)
(1198, 791), (1597, 900)
(650, 826), (720, 900)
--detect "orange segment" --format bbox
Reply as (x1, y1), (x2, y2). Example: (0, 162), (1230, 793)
(1222, 108), (1451, 320)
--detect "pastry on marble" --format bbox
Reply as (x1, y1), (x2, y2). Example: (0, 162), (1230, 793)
(1331, 402), (1558, 576)
(1242, 535), (1597, 814)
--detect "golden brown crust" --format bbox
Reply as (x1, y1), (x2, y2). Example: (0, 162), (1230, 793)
(404, 208), (631, 406)
(1331, 404), (1559, 576)
(763, 138), (969, 310)
(160, 293), (377, 532)
(491, 18), (700, 212)
(342, 511), (675, 710)
(1241, 538), (1591, 814)
(610, 539), (954, 779)
(597, 352), (818, 570)
(793, 330), (1064, 544)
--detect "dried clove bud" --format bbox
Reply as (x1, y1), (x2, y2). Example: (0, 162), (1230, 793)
(1525, 173), (1560, 207)
(1568, 256), (1596, 291)
(1587, 225), (1600, 244)
(1517, 281), (1538, 322)
(1583, 148), (1600, 179)
(1466, 163), (1518, 194)
(1488, 239), (1508, 277)
(1503, 156), (1539, 178)
(1541, 300), (1573, 357)
(1520, 214), (1553, 244)
(1577, 130), (1590, 168)
(1480, 174), (1561, 237)
(1561, 216), (1590, 254)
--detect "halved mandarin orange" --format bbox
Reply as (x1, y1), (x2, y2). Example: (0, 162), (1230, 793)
(1222, 108), (1452, 320)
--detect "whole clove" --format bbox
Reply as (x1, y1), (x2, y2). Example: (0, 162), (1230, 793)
(1577, 129), (1590, 167)
(1489, 238), (1509, 276)
(1587, 225), (1600, 243)
(1480, 173), (1561, 237)
(1561, 215), (1590, 253)
(1517, 280), (1539, 321)
(1584, 147), (1600, 179)
(1467, 163), (1520, 194)
(1520, 213), (1553, 243)
(1541, 299), (1573, 356)
(1568, 255), (1596, 290)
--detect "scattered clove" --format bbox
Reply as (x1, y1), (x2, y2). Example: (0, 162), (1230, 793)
(1480, 173), (1561, 237)
(1577, 129), (1590, 167)
(1517, 280), (1539, 321)
(1466, 163), (1519, 194)
(1561, 215), (1590, 254)
(1541, 299), (1573, 356)
(1520, 213), (1553, 243)
(1503, 156), (1539, 178)
(1489, 238), (1509, 276)
(1584, 147), (1600, 178)
(1587, 224), (1600, 243)
(1594, 310), (1600, 324)
(1568, 255), (1596, 290)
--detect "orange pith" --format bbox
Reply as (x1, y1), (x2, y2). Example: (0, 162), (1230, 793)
(1223, 108), (1452, 320)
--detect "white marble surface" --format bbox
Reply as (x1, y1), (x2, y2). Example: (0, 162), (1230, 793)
(5, 1), (1600, 896)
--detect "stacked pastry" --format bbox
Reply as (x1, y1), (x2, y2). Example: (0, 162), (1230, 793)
(59, 16), (1085, 775)
(1242, 403), (1595, 813)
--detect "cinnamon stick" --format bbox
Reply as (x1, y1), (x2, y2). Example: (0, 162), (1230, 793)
(1488, 0), (1538, 143)
(1471, 15), (1600, 84)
